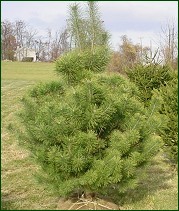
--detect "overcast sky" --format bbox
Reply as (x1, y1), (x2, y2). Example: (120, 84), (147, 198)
(1, 1), (178, 50)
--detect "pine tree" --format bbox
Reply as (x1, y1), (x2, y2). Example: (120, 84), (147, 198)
(17, 46), (165, 199)
(67, 1), (109, 51)
(153, 73), (178, 164)
(68, 2), (85, 50)
(126, 64), (175, 106)
(126, 64), (178, 164)
(86, 1), (110, 50)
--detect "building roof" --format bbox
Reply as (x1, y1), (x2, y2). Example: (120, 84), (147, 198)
(15, 47), (36, 53)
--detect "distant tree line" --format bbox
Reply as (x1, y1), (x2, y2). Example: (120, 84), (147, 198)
(1, 2), (178, 69)
(1, 19), (70, 61)
(108, 22), (178, 73)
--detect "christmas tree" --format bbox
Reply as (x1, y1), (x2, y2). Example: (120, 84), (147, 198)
(126, 64), (177, 164)
(18, 46), (165, 200)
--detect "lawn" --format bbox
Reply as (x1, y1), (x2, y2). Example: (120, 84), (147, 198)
(1, 61), (57, 81)
(1, 61), (178, 210)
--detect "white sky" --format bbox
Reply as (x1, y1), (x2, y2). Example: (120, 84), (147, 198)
(1, 1), (178, 50)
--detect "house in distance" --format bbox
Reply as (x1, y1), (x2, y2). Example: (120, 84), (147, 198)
(15, 46), (39, 62)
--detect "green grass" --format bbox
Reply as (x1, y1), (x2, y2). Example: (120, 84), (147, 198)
(117, 154), (178, 210)
(1, 61), (178, 210)
(1, 61), (57, 81)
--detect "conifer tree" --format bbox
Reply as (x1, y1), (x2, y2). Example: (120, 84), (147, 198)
(126, 64), (177, 164)
(86, 1), (109, 50)
(15, 1), (166, 204)
(153, 74), (178, 164)
(17, 46), (166, 199)
(67, 1), (109, 50)
(68, 3), (85, 50)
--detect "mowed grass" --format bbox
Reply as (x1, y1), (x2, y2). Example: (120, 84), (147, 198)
(1, 61), (57, 81)
(1, 61), (178, 210)
(1, 62), (60, 210)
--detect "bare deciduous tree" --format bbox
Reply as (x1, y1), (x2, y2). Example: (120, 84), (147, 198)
(1, 20), (17, 60)
(50, 28), (70, 61)
(107, 35), (154, 74)
(14, 20), (37, 48)
(159, 21), (178, 69)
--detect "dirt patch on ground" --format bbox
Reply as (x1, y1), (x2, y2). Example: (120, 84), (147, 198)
(57, 197), (120, 210)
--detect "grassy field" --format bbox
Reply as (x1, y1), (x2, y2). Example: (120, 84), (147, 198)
(1, 61), (178, 210)
(1, 61), (57, 81)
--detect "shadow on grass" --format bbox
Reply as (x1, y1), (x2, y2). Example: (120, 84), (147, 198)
(1, 194), (16, 210)
(101, 155), (176, 207)
(1, 201), (12, 210)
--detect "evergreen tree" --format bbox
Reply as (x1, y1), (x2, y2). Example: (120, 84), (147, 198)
(17, 46), (166, 199)
(67, 1), (109, 51)
(126, 64), (178, 164)
(68, 2), (85, 50)
(153, 74), (178, 164)
(126, 64), (175, 106)
(86, 1), (110, 50)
